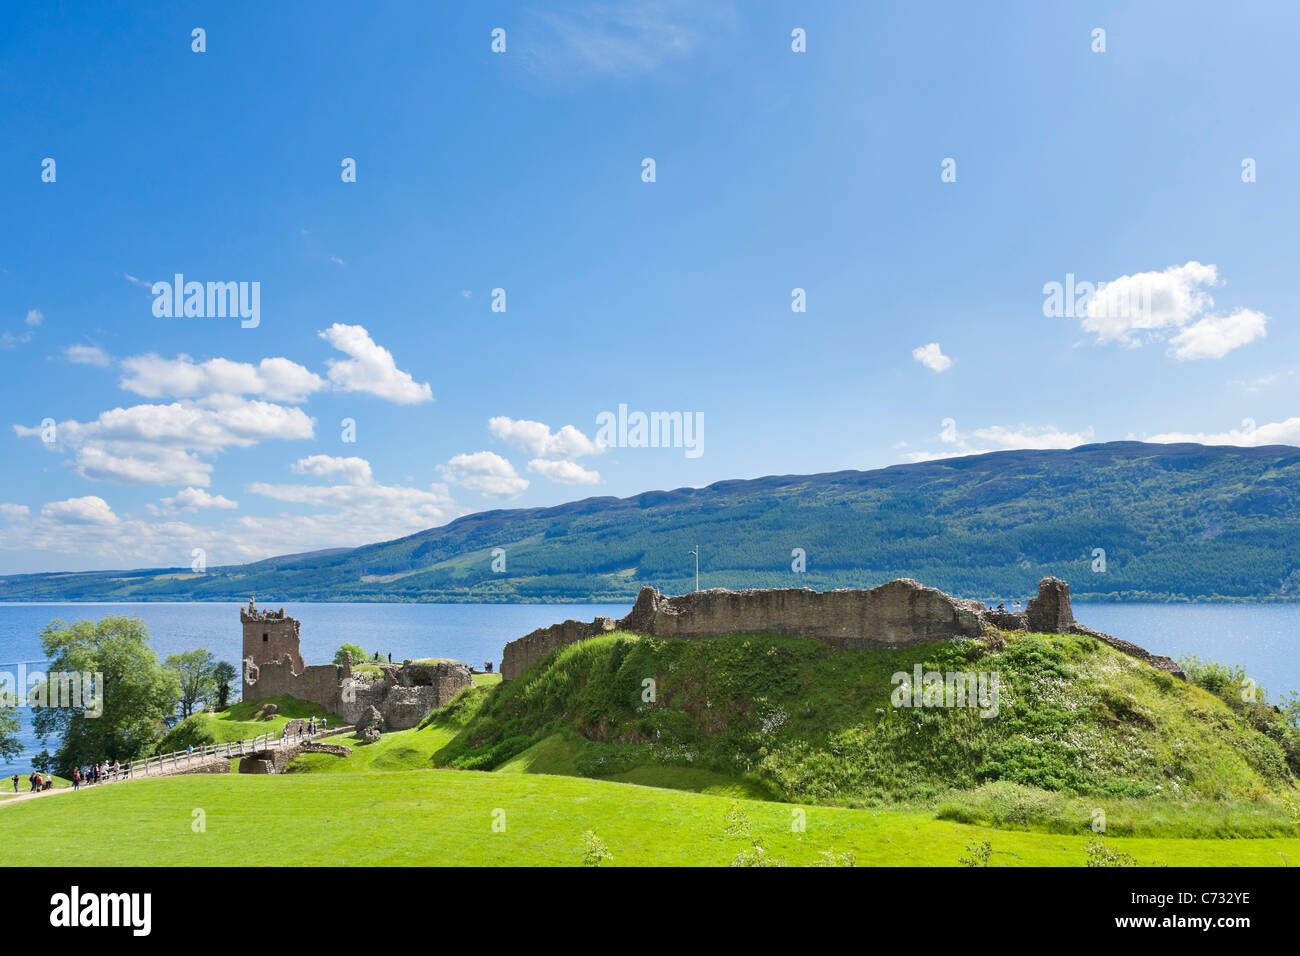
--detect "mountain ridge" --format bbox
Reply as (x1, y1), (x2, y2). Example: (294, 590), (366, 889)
(4, 441), (1299, 603)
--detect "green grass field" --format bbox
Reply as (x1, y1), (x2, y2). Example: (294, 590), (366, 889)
(4, 627), (1296, 866)
(2, 768), (1296, 866)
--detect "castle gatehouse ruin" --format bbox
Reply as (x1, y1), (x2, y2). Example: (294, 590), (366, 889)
(499, 577), (1186, 682)
(240, 598), (472, 733)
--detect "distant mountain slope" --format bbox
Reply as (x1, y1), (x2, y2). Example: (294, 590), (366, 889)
(3, 441), (1300, 603)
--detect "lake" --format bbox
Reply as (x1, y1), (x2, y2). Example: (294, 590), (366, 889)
(2, 600), (1297, 775)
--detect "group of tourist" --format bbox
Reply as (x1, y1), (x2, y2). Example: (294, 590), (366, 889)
(72, 760), (125, 789)
(14, 772), (54, 793)
(8, 758), (131, 796)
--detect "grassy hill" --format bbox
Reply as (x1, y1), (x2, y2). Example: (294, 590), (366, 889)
(153, 695), (338, 754)
(425, 629), (1300, 836)
(4, 441), (1300, 602)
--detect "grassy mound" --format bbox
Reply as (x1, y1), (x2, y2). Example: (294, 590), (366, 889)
(433, 631), (1300, 819)
(155, 695), (338, 754)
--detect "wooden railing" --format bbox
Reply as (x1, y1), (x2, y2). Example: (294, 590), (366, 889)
(96, 725), (340, 782)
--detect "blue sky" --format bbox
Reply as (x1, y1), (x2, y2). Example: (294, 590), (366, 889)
(1, 1), (1297, 573)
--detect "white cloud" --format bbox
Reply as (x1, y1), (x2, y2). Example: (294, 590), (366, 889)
(1146, 417), (1300, 447)
(969, 424), (1094, 449)
(488, 416), (600, 459)
(124, 273), (152, 289)
(900, 423), (1094, 462)
(0, 504), (30, 521)
(74, 443), (213, 486)
(64, 344), (111, 367)
(120, 353), (326, 403)
(911, 342), (952, 373)
(1167, 308), (1268, 361)
(14, 398), (316, 487)
(41, 496), (119, 526)
(25, 309), (43, 327)
(159, 487), (239, 512)
(319, 324), (432, 405)
(1079, 261), (1266, 359)
(438, 451), (529, 498)
(291, 454), (373, 486)
(527, 458), (601, 484)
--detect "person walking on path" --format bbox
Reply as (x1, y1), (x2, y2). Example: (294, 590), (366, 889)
(10, 774), (17, 792)
(73, 768), (80, 790)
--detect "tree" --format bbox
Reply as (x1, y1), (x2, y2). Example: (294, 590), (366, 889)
(165, 649), (217, 718)
(32, 616), (180, 777)
(0, 704), (19, 764)
(334, 643), (367, 666)
(212, 661), (238, 710)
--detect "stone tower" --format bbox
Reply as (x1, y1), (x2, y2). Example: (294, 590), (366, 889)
(240, 597), (304, 698)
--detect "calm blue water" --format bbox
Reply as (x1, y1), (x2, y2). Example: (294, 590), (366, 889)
(1, 601), (1297, 775)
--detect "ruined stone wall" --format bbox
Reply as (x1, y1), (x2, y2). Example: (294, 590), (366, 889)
(498, 618), (616, 683)
(501, 580), (985, 681)
(500, 577), (1185, 682)
(242, 656), (343, 714)
(338, 660), (473, 729)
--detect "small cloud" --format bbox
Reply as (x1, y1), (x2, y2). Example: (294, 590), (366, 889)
(318, 324), (433, 405)
(25, 309), (43, 327)
(156, 487), (239, 513)
(124, 273), (152, 289)
(438, 451), (528, 498)
(1168, 308), (1267, 361)
(1078, 260), (1266, 360)
(41, 495), (120, 526)
(64, 344), (111, 367)
(291, 454), (373, 486)
(911, 342), (952, 372)
(488, 416), (600, 459)
(527, 458), (601, 484)
(0, 503), (30, 521)
(330, 256), (345, 266)
(460, 290), (473, 298)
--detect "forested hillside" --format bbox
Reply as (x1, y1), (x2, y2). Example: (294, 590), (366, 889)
(3, 441), (1298, 603)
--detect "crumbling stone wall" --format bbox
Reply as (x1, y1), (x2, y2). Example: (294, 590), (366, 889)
(242, 656), (343, 713)
(339, 660), (472, 730)
(500, 577), (1185, 681)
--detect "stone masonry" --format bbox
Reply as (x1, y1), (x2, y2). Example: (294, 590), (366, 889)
(239, 599), (473, 733)
(500, 577), (1185, 681)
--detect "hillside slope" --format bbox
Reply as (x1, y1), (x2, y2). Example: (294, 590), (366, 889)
(431, 629), (1300, 823)
(3, 441), (1300, 601)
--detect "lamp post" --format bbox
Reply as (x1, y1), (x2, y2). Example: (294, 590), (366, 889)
(689, 546), (699, 592)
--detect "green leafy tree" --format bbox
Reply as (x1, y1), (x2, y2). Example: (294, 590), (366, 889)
(32, 616), (180, 777)
(0, 704), (20, 763)
(165, 648), (217, 718)
(334, 643), (367, 666)
(211, 661), (238, 710)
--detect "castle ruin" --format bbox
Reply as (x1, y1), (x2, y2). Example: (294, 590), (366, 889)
(239, 598), (473, 734)
(499, 577), (1185, 681)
